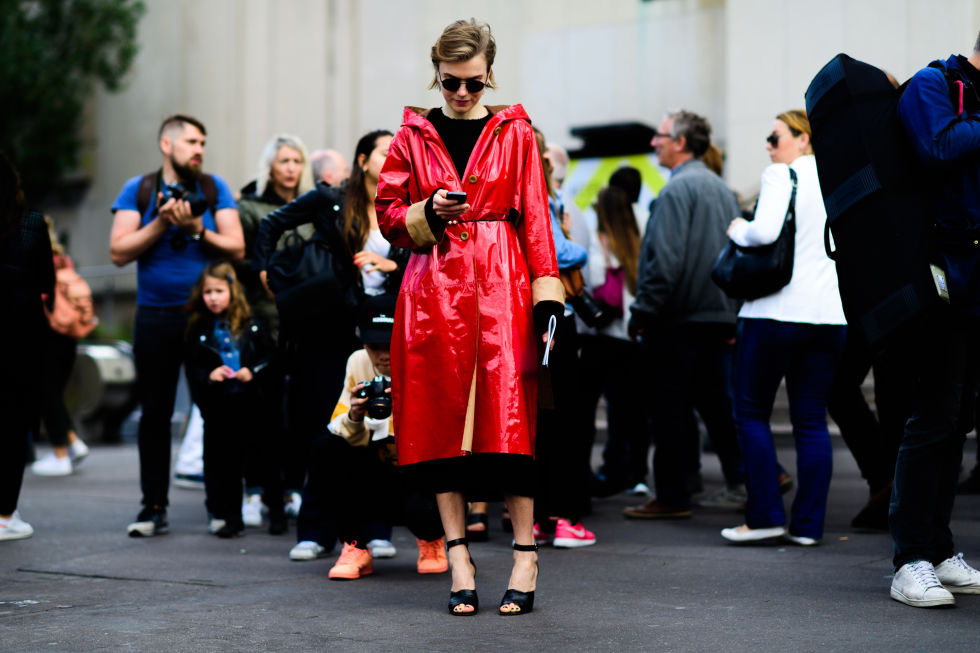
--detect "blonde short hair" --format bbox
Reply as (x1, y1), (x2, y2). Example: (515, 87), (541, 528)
(428, 18), (497, 90)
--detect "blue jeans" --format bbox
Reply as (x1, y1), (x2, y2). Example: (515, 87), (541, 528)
(890, 307), (977, 569)
(133, 306), (189, 508)
(734, 318), (845, 539)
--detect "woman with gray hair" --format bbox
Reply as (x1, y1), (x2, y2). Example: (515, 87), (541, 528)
(233, 134), (315, 533)
(237, 134), (315, 331)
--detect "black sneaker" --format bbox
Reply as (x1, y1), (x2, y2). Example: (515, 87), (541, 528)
(215, 521), (245, 539)
(127, 507), (168, 537)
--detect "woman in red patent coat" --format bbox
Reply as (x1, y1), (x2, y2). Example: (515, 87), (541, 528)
(376, 19), (564, 617)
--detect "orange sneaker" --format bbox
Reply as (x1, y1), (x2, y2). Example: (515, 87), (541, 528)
(416, 537), (448, 574)
(328, 541), (374, 580)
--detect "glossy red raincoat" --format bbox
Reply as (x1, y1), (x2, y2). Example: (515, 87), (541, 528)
(375, 105), (563, 466)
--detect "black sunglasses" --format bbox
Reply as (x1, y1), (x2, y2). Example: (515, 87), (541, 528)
(440, 75), (487, 93)
(766, 133), (782, 148)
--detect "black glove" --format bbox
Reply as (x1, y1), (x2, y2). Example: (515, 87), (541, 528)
(424, 190), (446, 239)
(533, 300), (564, 351)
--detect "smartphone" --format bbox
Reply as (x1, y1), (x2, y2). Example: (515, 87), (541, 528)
(445, 191), (467, 204)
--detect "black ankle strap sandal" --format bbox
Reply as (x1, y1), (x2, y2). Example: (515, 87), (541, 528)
(446, 537), (478, 616)
(499, 542), (538, 615)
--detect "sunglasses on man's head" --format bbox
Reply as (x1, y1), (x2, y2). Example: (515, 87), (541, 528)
(440, 75), (487, 93)
(766, 133), (782, 148)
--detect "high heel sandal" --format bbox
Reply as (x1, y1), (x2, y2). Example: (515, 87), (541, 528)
(499, 542), (537, 616)
(446, 538), (478, 616)
(465, 512), (489, 542)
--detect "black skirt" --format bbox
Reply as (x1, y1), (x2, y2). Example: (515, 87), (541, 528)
(400, 453), (536, 500)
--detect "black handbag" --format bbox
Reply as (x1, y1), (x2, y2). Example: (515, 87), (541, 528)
(711, 167), (798, 300)
(266, 232), (356, 321)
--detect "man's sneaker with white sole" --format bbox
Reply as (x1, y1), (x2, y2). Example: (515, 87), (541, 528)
(891, 560), (955, 607)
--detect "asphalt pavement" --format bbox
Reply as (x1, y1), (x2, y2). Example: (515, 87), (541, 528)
(2, 436), (979, 652)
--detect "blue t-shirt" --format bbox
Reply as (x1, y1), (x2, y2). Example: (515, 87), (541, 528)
(112, 173), (237, 306)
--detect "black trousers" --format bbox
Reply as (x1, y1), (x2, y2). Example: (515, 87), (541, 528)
(827, 326), (910, 494)
(534, 314), (593, 522)
(281, 327), (356, 492)
(303, 432), (442, 545)
(40, 331), (77, 447)
(643, 322), (742, 507)
(580, 334), (652, 488)
(133, 306), (188, 508)
(200, 390), (284, 525)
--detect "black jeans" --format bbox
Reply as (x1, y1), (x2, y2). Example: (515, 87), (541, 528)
(643, 322), (742, 507)
(827, 327), (910, 494)
(301, 432), (442, 545)
(200, 391), (284, 525)
(133, 306), (188, 508)
(890, 307), (978, 569)
(40, 331), (77, 447)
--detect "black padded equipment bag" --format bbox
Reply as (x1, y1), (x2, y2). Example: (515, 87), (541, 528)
(805, 53), (940, 346)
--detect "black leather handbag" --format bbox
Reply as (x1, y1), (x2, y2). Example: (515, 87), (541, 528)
(711, 167), (798, 301)
(266, 232), (355, 321)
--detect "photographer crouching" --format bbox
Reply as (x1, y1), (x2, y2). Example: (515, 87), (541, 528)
(296, 294), (447, 579)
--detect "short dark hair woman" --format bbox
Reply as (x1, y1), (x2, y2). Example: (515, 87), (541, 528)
(376, 18), (564, 616)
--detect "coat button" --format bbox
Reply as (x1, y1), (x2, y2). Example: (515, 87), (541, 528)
(460, 231), (469, 241)
(468, 174), (478, 184)
(493, 127), (501, 135)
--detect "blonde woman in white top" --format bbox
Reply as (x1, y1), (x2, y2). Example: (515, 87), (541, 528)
(720, 109), (846, 546)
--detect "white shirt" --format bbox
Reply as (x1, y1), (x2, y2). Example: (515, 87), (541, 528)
(729, 155), (846, 325)
(361, 228), (391, 296)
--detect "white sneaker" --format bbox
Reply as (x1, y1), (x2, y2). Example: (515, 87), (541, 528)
(290, 540), (328, 561)
(935, 553), (980, 594)
(0, 511), (34, 541)
(698, 485), (747, 509)
(242, 494), (263, 527)
(69, 439), (89, 465)
(284, 492), (302, 518)
(891, 560), (956, 607)
(367, 539), (397, 558)
(626, 482), (652, 496)
(31, 453), (72, 477)
(208, 518), (227, 535)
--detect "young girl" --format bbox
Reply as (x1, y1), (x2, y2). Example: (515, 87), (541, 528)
(185, 261), (283, 538)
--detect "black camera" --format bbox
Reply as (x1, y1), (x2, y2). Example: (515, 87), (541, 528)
(354, 375), (392, 419)
(160, 181), (210, 216)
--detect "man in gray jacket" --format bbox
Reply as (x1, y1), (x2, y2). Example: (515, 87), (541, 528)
(625, 110), (743, 519)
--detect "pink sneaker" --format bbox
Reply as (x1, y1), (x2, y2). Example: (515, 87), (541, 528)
(533, 522), (549, 545)
(552, 519), (596, 548)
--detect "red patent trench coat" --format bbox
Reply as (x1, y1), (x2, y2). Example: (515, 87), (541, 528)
(376, 104), (564, 466)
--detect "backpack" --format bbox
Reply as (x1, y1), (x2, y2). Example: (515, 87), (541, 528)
(135, 169), (218, 217)
(805, 53), (952, 346)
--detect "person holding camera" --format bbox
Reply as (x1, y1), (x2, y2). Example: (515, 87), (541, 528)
(295, 294), (447, 579)
(110, 114), (244, 537)
(376, 19), (563, 616)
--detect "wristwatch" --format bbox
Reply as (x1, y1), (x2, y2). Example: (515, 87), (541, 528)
(190, 228), (205, 242)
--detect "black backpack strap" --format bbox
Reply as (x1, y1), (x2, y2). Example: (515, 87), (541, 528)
(198, 173), (219, 215)
(136, 169), (161, 217)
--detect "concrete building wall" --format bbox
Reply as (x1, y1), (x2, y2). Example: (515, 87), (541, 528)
(59, 0), (980, 300)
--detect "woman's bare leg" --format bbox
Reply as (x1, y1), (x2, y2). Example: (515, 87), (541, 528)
(501, 494), (538, 612)
(437, 491), (476, 614)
